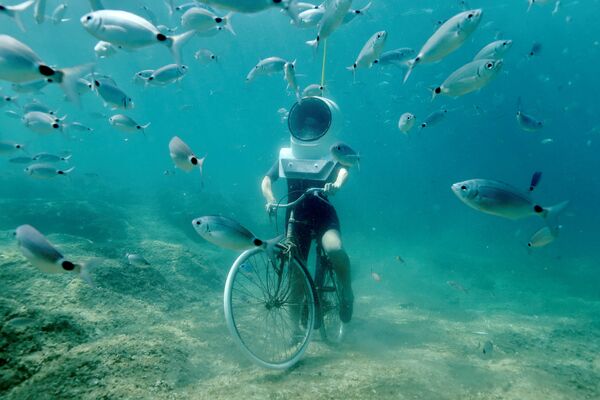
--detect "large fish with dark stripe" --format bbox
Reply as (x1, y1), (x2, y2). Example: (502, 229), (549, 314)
(192, 216), (266, 251)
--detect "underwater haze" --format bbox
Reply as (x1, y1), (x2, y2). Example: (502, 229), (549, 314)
(1, 0), (600, 399)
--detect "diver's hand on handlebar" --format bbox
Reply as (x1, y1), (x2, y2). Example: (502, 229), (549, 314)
(324, 183), (339, 195)
(265, 202), (276, 216)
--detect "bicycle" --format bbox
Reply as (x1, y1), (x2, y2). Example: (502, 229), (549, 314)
(223, 188), (346, 369)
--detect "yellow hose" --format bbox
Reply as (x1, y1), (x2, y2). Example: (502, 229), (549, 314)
(320, 39), (328, 88)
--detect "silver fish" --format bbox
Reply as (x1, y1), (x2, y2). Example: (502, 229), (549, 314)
(109, 114), (150, 133)
(343, 1), (371, 24)
(181, 7), (234, 34)
(196, 0), (296, 14)
(284, 60), (299, 98)
(246, 57), (287, 82)
(147, 64), (188, 85)
(376, 48), (415, 67)
(192, 215), (264, 251)
(398, 112), (416, 133)
(473, 40), (512, 61)
(33, 0), (46, 24)
(404, 9), (483, 82)
(433, 59), (503, 98)
(302, 83), (324, 97)
(0, 141), (25, 156)
(420, 109), (447, 129)
(194, 49), (218, 64)
(330, 142), (360, 168)
(169, 136), (205, 172)
(94, 41), (118, 58)
(32, 152), (71, 163)
(0, 35), (91, 101)
(516, 99), (543, 132)
(22, 111), (65, 134)
(15, 224), (92, 284)
(527, 225), (560, 248)
(25, 163), (74, 178)
(306, 0), (352, 48)
(125, 253), (150, 266)
(51, 3), (69, 24)
(67, 122), (94, 133)
(80, 10), (195, 65)
(451, 177), (569, 221)
(348, 30), (387, 73)
(93, 79), (134, 109)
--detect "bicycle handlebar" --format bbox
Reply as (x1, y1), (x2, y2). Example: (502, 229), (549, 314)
(271, 187), (326, 210)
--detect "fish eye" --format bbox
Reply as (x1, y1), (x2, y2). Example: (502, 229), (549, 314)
(467, 13), (473, 18)
(191, 157), (198, 165)
(486, 62), (493, 69)
(52, 123), (59, 129)
(85, 15), (92, 21)
(273, 0), (282, 3)
(215, 17), (223, 23)
(195, 220), (201, 225)
(461, 185), (467, 191)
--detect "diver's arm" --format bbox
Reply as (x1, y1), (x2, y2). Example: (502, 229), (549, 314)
(261, 176), (276, 205)
(325, 168), (349, 195)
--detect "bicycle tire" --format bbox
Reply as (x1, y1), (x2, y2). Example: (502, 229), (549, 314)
(224, 246), (317, 369)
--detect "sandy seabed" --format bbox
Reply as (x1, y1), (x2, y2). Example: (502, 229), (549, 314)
(0, 202), (599, 400)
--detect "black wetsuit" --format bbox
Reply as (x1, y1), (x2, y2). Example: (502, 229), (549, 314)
(266, 161), (341, 263)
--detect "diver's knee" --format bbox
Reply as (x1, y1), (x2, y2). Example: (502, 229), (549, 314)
(322, 229), (343, 253)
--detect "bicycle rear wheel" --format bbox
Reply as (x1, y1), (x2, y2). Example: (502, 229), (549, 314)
(318, 266), (345, 344)
(224, 246), (316, 369)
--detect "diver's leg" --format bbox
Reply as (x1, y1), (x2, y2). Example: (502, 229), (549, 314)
(321, 229), (353, 322)
(288, 223), (311, 336)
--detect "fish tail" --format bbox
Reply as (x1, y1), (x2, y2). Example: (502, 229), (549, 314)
(541, 200), (569, 227)
(60, 166), (75, 175)
(8, 0), (35, 32)
(223, 13), (236, 35)
(166, 30), (195, 65)
(431, 86), (441, 101)
(306, 37), (319, 49)
(55, 63), (95, 105)
(139, 122), (151, 131)
(529, 171), (543, 191)
(403, 59), (416, 83)
(79, 258), (100, 287)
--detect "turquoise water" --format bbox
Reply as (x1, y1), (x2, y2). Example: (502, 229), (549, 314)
(1, 1), (599, 399)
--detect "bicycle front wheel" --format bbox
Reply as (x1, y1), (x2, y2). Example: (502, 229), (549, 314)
(224, 246), (316, 369)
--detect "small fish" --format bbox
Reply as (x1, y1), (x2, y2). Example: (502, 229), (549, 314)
(420, 109), (447, 129)
(376, 48), (415, 67)
(133, 69), (154, 85)
(540, 138), (553, 144)
(239, 262), (254, 274)
(306, 0), (353, 48)
(126, 253), (150, 266)
(51, 3), (69, 24)
(482, 340), (493, 355)
(32, 152), (71, 163)
(343, 1), (371, 24)
(394, 255), (405, 264)
(33, 0), (46, 24)
(0, 0), (35, 31)
(451, 174), (569, 221)
(15, 224), (92, 284)
(516, 97), (543, 132)
(404, 9), (483, 82)
(25, 163), (74, 179)
(527, 42), (542, 57)
(246, 57), (287, 82)
(93, 79), (134, 109)
(197, 0), (295, 14)
(330, 142), (360, 169)
(473, 40), (512, 61)
(23, 101), (54, 114)
(192, 215), (265, 251)
(527, 225), (560, 248)
(109, 114), (150, 133)
(80, 10), (195, 65)
(433, 59), (503, 99)
(347, 31), (387, 78)
(0, 141), (25, 156)
(283, 60), (300, 99)
(295, 7), (324, 28)
(94, 41), (117, 58)
(528, 0), (552, 12)
(181, 7), (234, 34)
(67, 122), (94, 133)
(398, 112), (416, 133)
(301, 83), (324, 97)
(194, 49), (218, 64)
(146, 64), (188, 85)
(447, 280), (468, 293)
(0, 94), (18, 108)
(371, 270), (381, 282)
(22, 111), (65, 134)
(169, 136), (205, 172)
